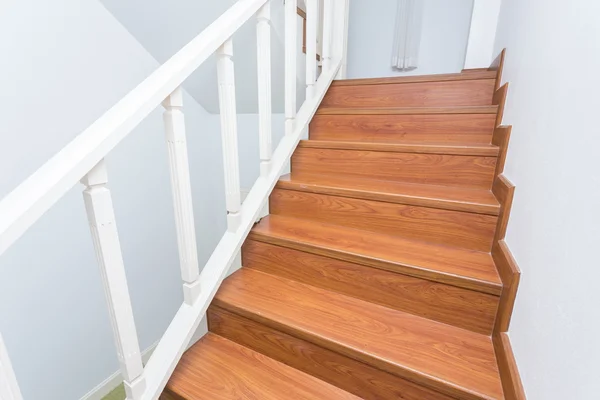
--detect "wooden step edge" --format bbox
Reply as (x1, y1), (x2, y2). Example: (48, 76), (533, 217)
(210, 300), (498, 400)
(275, 177), (501, 216)
(493, 332), (526, 400)
(331, 71), (497, 86)
(316, 105), (499, 115)
(462, 68), (490, 73)
(298, 140), (500, 156)
(248, 230), (503, 296)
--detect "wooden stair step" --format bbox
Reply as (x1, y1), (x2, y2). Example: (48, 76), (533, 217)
(211, 268), (504, 400)
(249, 215), (502, 295)
(299, 139), (500, 156)
(330, 71), (498, 86)
(277, 173), (501, 215)
(164, 333), (359, 400)
(316, 105), (499, 115)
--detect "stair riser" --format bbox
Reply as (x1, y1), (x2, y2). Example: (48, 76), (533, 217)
(320, 80), (496, 108)
(208, 306), (456, 400)
(309, 114), (496, 144)
(292, 148), (497, 189)
(270, 188), (497, 251)
(242, 240), (499, 334)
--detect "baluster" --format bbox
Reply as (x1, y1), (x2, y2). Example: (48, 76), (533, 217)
(335, 0), (350, 79)
(322, 0), (334, 71)
(216, 39), (241, 232)
(285, 0), (297, 136)
(81, 160), (145, 399)
(306, 0), (318, 99)
(0, 333), (23, 400)
(257, 2), (273, 179)
(162, 87), (201, 305)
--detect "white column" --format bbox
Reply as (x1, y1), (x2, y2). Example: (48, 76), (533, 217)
(321, 0), (334, 71)
(305, 0), (318, 99)
(285, 0), (297, 136)
(0, 333), (23, 400)
(162, 87), (201, 305)
(81, 160), (145, 400)
(257, 2), (273, 179)
(216, 39), (242, 232)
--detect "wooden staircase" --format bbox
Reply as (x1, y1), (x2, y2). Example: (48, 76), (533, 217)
(162, 50), (524, 400)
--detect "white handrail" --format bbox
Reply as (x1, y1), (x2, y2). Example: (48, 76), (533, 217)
(0, 0), (270, 256)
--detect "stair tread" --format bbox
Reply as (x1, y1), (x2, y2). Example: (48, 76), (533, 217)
(298, 139), (500, 156)
(316, 105), (499, 115)
(166, 333), (360, 400)
(213, 268), (504, 400)
(277, 172), (501, 215)
(330, 71), (498, 86)
(250, 215), (502, 295)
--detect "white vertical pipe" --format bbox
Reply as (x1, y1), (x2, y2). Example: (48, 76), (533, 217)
(257, 2), (272, 179)
(81, 160), (145, 400)
(216, 38), (242, 232)
(0, 333), (23, 400)
(162, 87), (201, 305)
(305, 0), (318, 99)
(285, 0), (297, 136)
(322, 0), (334, 71)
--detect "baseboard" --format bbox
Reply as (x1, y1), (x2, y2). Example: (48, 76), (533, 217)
(493, 332), (526, 400)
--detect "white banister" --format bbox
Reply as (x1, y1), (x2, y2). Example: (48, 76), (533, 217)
(257, 2), (273, 179)
(216, 38), (242, 232)
(162, 87), (201, 306)
(0, 333), (23, 400)
(284, 0), (297, 136)
(322, 0), (334, 71)
(80, 160), (145, 399)
(305, 0), (318, 99)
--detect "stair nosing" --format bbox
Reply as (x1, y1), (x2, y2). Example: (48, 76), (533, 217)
(315, 105), (499, 115)
(330, 71), (497, 86)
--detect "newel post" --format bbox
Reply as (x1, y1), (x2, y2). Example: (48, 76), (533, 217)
(81, 160), (145, 399)
(305, 0), (318, 99)
(285, 0), (297, 135)
(257, 2), (273, 179)
(162, 87), (201, 305)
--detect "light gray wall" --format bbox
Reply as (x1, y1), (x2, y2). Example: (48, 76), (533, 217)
(0, 0), (228, 399)
(346, 0), (474, 79)
(493, 0), (600, 398)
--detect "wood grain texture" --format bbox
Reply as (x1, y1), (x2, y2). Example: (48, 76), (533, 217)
(211, 269), (504, 400)
(164, 333), (359, 400)
(330, 71), (497, 86)
(492, 174), (515, 242)
(492, 240), (521, 333)
(493, 332), (526, 400)
(316, 105), (499, 115)
(488, 49), (506, 92)
(492, 126), (512, 177)
(208, 306), (455, 400)
(249, 215), (503, 295)
(463, 68), (490, 73)
(298, 139), (500, 156)
(270, 188), (497, 251)
(277, 173), (501, 215)
(292, 147), (497, 189)
(492, 83), (509, 127)
(243, 239), (499, 334)
(320, 80), (496, 108)
(309, 113), (496, 144)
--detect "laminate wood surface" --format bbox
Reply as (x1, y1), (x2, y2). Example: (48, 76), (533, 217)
(493, 332), (525, 400)
(492, 175), (515, 242)
(209, 307), (455, 400)
(316, 105), (499, 115)
(211, 269), (504, 400)
(492, 126), (512, 177)
(298, 139), (500, 156)
(249, 215), (502, 295)
(493, 83), (509, 127)
(277, 173), (500, 215)
(492, 240), (521, 333)
(270, 188), (497, 251)
(292, 147), (497, 189)
(489, 49), (506, 92)
(330, 71), (497, 86)
(164, 333), (359, 400)
(320, 79), (496, 108)
(243, 240), (499, 334)
(309, 113), (496, 144)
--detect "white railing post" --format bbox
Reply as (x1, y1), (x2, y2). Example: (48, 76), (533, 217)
(305, 0), (318, 99)
(0, 333), (23, 400)
(285, 0), (297, 136)
(216, 38), (242, 233)
(334, 0), (350, 79)
(322, 0), (334, 71)
(81, 160), (145, 400)
(162, 87), (201, 306)
(257, 2), (272, 179)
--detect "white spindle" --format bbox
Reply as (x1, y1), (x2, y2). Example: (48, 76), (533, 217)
(257, 2), (272, 179)
(305, 0), (318, 99)
(162, 87), (201, 305)
(334, 0), (350, 79)
(322, 0), (334, 71)
(81, 160), (145, 400)
(0, 333), (23, 400)
(285, 0), (297, 136)
(216, 39), (242, 232)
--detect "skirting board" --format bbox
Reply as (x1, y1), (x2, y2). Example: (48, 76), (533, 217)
(80, 317), (208, 400)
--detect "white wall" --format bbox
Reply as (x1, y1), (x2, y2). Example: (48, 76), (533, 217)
(493, 1), (600, 399)
(463, 0), (501, 68)
(346, 0), (474, 79)
(0, 0), (228, 399)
